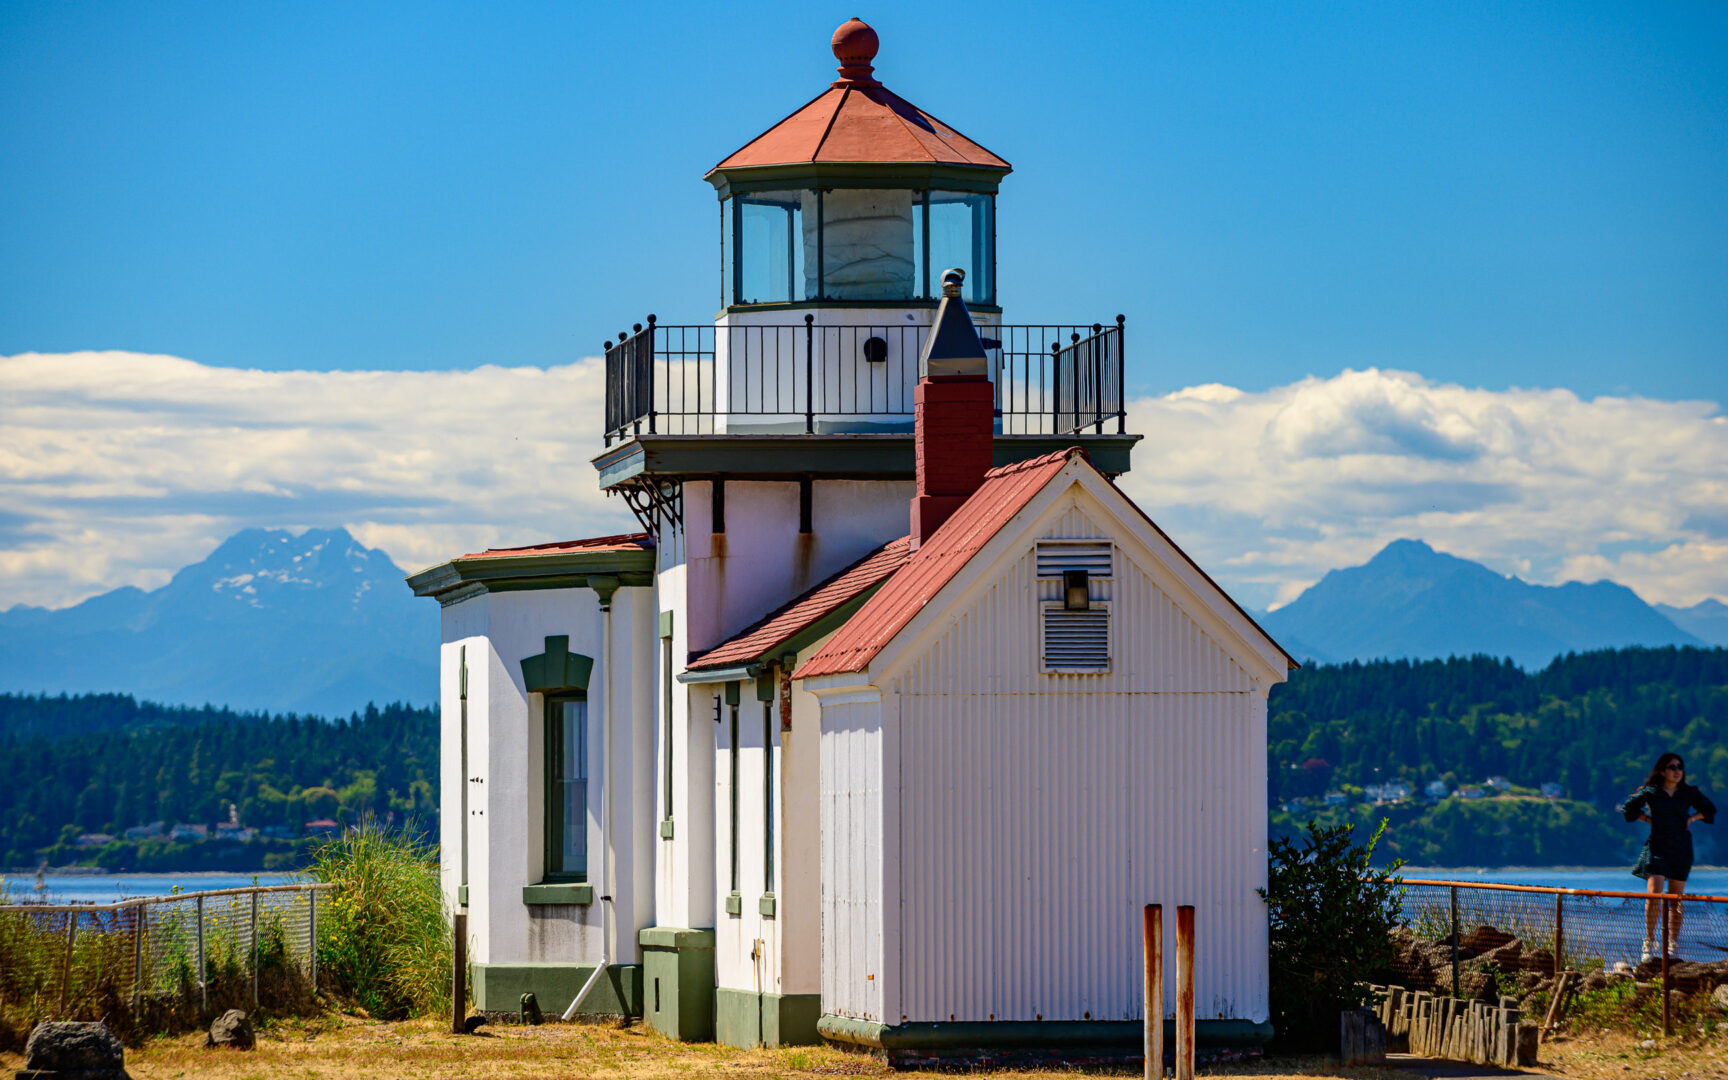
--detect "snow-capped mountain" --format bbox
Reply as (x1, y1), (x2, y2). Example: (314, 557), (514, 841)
(0, 528), (436, 716)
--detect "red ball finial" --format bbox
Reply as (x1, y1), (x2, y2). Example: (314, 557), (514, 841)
(831, 17), (880, 86)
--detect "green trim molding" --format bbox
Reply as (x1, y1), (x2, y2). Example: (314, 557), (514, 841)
(591, 433), (1140, 491)
(658, 610), (674, 639)
(758, 893), (777, 917)
(639, 927), (716, 1043)
(520, 636), (593, 694)
(705, 161), (1008, 200)
(724, 892), (743, 916)
(407, 546), (655, 606)
(816, 1016), (1274, 1053)
(456, 885), (468, 907)
(659, 818), (675, 839)
(522, 882), (593, 905)
(716, 987), (821, 1048)
(471, 962), (641, 1017)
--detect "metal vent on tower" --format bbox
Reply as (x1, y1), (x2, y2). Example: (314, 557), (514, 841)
(1035, 541), (1113, 578)
(1041, 603), (1110, 673)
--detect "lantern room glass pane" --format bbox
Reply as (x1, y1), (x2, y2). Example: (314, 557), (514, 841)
(928, 191), (994, 305)
(732, 195), (803, 305)
(814, 188), (916, 301)
(546, 696), (587, 878)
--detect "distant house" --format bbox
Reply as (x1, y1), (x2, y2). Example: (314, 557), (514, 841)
(169, 823), (207, 842)
(1426, 779), (1450, 799)
(1540, 781), (1565, 799)
(1382, 781), (1412, 802)
(214, 823), (255, 843)
(261, 824), (295, 840)
(75, 833), (114, 848)
(124, 821), (166, 842)
(1324, 791), (1350, 807)
(1457, 786), (1486, 800)
(304, 819), (340, 836)
(1484, 776), (1511, 793)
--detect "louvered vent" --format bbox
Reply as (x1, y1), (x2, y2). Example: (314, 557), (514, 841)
(1036, 541), (1112, 578)
(1041, 603), (1110, 672)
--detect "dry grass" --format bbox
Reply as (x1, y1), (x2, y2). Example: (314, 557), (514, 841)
(0, 1015), (1438, 1080)
(1539, 1023), (1728, 1078)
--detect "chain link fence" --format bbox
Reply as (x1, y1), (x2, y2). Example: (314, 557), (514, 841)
(0, 883), (332, 1045)
(1386, 878), (1728, 1036)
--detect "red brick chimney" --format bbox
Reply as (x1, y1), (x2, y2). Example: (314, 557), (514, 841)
(912, 269), (994, 547)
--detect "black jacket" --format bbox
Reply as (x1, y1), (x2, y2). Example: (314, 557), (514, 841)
(1623, 783), (1716, 852)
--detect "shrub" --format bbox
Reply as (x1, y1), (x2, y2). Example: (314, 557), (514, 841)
(307, 819), (449, 1019)
(1260, 818), (1403, 1050)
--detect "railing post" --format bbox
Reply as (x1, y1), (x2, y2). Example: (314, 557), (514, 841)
(1092, 324), (1104, 433)
(133, 902), (145, 1012)
(1144, 904), (1163, 1080)
(308, 886), (319, 994)
(804, 314), (815, 434)
(1449, 885), (1460, 998)
(1175, 905), (1195, 1080)
(251, 889), (260, 1009)
(645, 315), (658, 435)
(60, 909), (77, 1016)
(1661, 897), (1671, 1035)
(1115, 314), (1127, 434)
(1050, 340), (1063, 434)
(196, 894), (206, 1015)
(1553, 892), (1563, 977)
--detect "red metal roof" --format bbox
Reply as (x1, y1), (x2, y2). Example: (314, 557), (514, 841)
(794, 449), (1078, 679)
(708, 20), (1009, 174)
(688, 537), (912, 671)
(460, 533), (653, 560)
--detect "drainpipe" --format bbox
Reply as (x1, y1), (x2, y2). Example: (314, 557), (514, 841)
(564, 576), (620, 1021)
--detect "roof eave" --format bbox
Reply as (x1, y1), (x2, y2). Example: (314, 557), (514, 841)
(406, 548), (657, 605)
(705, 161), (1010, 200)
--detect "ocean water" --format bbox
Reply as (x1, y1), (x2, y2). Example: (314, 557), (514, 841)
(2, 872), (298, 905)
(1398, 865), (1728, 897)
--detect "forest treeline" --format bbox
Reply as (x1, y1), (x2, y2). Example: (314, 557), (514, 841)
(0, 693), (436, 869)
(1268, 646), (1728, 865)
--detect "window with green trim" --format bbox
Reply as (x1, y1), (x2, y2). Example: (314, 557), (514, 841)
(545, 693), (588, 880)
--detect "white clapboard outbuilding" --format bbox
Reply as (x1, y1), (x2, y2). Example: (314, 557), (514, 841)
(409, 17), (1295, 1058)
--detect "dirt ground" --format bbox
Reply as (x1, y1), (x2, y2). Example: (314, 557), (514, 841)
(5, 1014), (1727, 1080)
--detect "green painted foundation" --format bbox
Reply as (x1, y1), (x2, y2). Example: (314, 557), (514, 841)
(471, 962), (642, 1018)
(817, 1015), (1274, 1053)
(717, 987), (822, 1048)
(639, 927), (716, 1042)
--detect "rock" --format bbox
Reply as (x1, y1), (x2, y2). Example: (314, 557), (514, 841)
(22, 1021), (130, 1079)
(1480, 939), (1525, 969)
(1460, 925), (1515, 956)
(206, 1009), (254, 1050)
(1639, 1038), (1658, 1050)
(1712, 984), (1728, 1012)
(1458, 969), (1498, 1001)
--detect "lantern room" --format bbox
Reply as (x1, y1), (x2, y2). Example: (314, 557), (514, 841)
(707, 18), (1006, 310)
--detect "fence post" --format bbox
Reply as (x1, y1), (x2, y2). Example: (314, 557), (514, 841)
(196, 895), (206, 1015)
(251, 889), (260, 1009)
(1175, 905), (1195, 1080)
(1661, 898), (1671, 1036)
(804, 314), (815, 434)
(59, 910), (77, 1016)
(308, 887), (319, 995)
(452, 910), (469, 1034)
(1553, 892), (1564, 976)
(132, 902), (145, 1011)
(1449, 885), (1460, 998)
(1144, 904), (1162, 1080)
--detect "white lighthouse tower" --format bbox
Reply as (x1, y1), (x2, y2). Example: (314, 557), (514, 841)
(413, 16), (1290, 1061)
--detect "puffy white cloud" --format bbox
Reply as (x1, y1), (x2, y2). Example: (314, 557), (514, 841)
(1118, 368), (1728, 610)
(0, 351), (630, 609)
(1, 354), (1723, 614)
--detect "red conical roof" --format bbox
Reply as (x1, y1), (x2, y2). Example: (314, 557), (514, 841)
(707, 18), (1009, 176)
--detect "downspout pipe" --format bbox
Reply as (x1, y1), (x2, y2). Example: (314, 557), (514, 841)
(564, 576), (619, 1021)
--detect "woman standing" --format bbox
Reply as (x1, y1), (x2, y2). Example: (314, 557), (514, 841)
(1623, 752), (1715, 961)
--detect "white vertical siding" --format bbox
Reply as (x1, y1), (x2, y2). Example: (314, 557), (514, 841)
(819, 695), (886, 1021)
(884, 501), (1270, 1024)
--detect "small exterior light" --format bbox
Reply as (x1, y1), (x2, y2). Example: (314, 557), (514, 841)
(863, 336), (888, 363)
(1063, 569), (1090, 611)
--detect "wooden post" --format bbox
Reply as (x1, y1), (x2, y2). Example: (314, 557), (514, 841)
(1143, 904), (1162, 1080)
(132, 902), (145, 1011)
(1175, 905), (1195, 1080)
(452, 911), (468, 1034)
(250, 890), (260, 1009)
(59, 910), (77, 1015)
(1449, 885), (1460, 998)
(1541, 970), (1571, 1039)
(1553, 891), (1564, 976)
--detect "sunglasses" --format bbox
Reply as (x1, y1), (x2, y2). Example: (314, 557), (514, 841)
(1664, 763), (1685, 772)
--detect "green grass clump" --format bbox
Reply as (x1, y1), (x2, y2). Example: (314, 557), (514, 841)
(308, 819), (450, 1020)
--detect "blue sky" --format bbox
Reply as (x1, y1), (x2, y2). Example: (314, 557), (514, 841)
(3, 2), (1726, 615)
(3, 1), (1724, 400)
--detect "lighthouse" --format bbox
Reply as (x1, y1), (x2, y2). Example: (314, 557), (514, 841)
(411, 16), (1291, 1061)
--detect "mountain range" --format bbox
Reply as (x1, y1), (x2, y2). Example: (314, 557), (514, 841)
(0, 528), (436, 716)
(1261, 539), (1724, 668)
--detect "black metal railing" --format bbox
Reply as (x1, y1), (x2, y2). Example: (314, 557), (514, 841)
(601, 315), (1127, 444)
